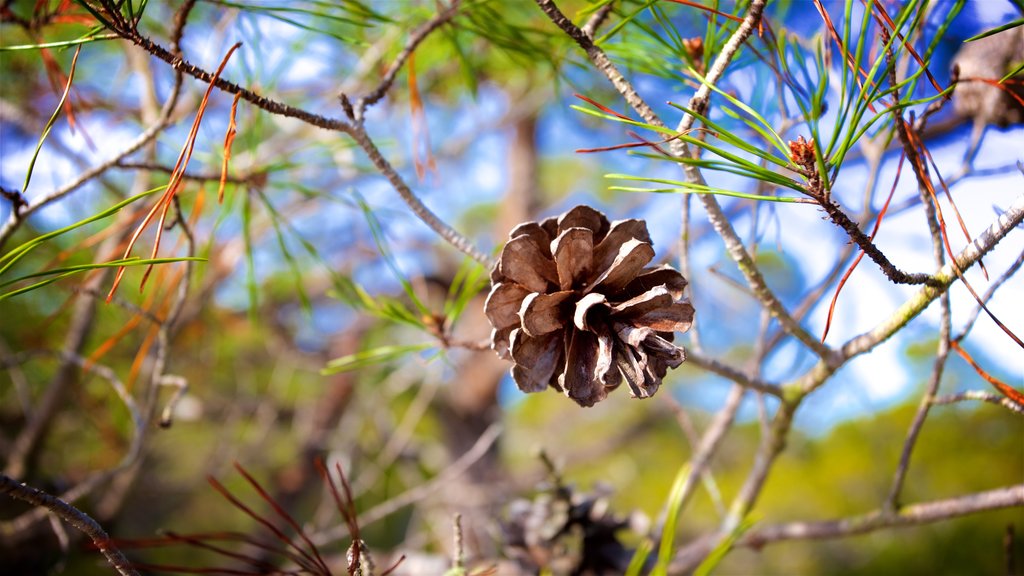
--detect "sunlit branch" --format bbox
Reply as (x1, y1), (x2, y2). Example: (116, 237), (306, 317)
(840, 193), (1024, 363)
(744, 484), (1024, 546)
(932, 391), (1024, 415)
(676, 483), (1024, 570)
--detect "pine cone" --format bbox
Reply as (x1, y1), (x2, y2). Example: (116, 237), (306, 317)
(484, 205), (694, 407)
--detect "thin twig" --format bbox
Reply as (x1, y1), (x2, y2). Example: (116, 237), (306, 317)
(884, 47), (952, 508)
(99, 19), (490, 270)
(954, 248), (1024, 342)
(932, 391), (1024, 415)
(655, 483), (1024, 568)
(347, 122), (492, 266)
(114, 161), (257, 184)
(123, 31), (351, 132)
(355, 0), (463, 117)
(685, 351), (782, 397)
(742, 484), (1024, 546)
(581, 2), (615, 39)
(670, 385), (747, 523)
(816, 199), (937, 285)
(885, 294), (950, 512)
(312, 422), (503, 546)
(0, 474), (140, 576)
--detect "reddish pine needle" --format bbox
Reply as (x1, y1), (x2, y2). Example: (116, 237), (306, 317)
(812, 0), (878, 114)
(107, 42), (243, 302)
(408, 51), (436, 181)
(951, 340), (1024, 407)
(867, 0), (944, 94)
(574, 92), (632, 121)
(903, 120), (1023, 349)
(218, 93), (242, 203)
(821, 151), (904, 342)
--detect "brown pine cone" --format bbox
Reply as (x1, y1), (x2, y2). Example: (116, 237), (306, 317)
(484, 205), (694, 407)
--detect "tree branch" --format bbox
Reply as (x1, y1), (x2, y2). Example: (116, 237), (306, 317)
(536, 0), (831, 360)
(839, 193), (1024, 363)
(0, 474), (139, 576)
(743, 484), (1024, 547)
(347, 122), (493, 266)
(685, 351), (782, 397)
(932, 391), (1024, 415)
(354, 0), (463, 117)
(674, 484), (1024, 572)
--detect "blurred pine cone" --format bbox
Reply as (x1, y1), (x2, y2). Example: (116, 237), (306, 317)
(484, 205), (694, 407)
(952, 26), (1024, 127)
(502, 481), (643, 575)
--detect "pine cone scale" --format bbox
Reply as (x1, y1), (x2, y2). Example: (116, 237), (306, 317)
(589, 219), (652, 281)
(561, 328), (605, 406)
(510, 328), (565, 392)
(587, 238), (655, 294)
(619, 265), (689, 300)
(552, 227), (595, 291)
(500, 235), (559, 293)
(520, 291), (574, 337)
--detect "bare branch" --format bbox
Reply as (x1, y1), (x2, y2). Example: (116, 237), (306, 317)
(743, 484), (1024, 546)
(0, 474), (140, 576)
(685, 351), (782, 397)
(840, 193), (1024, 363)
(932, 391), (1024, 415)
(355, 0), (463, 117)
(347, 122), (493, 266)
(312, 422), (503, 547)
(885, 296), (950, 511)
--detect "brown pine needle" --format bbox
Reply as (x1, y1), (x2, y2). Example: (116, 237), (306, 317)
(867, 0), (944, 94)
(408, 51), (436, 181)
(951, 340), (1024, 408)
(107, 42), (243, 302)
(822, 152), (904, 342)
(218, 93), (242, 203)
(903, 119), (1023, 349)
(574, 92), (632, 121)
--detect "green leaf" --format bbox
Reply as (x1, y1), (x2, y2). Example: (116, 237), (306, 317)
(0, 257), (205, 301)
(607, 177), (809, 204)
(322, 343), (433, 375)
(693, 515), (757, 576)
(625, 538), (654, 576)
(0, 186), (164, 276)
(651, 463), (692, 576)
(963, 18), (1024, 42)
